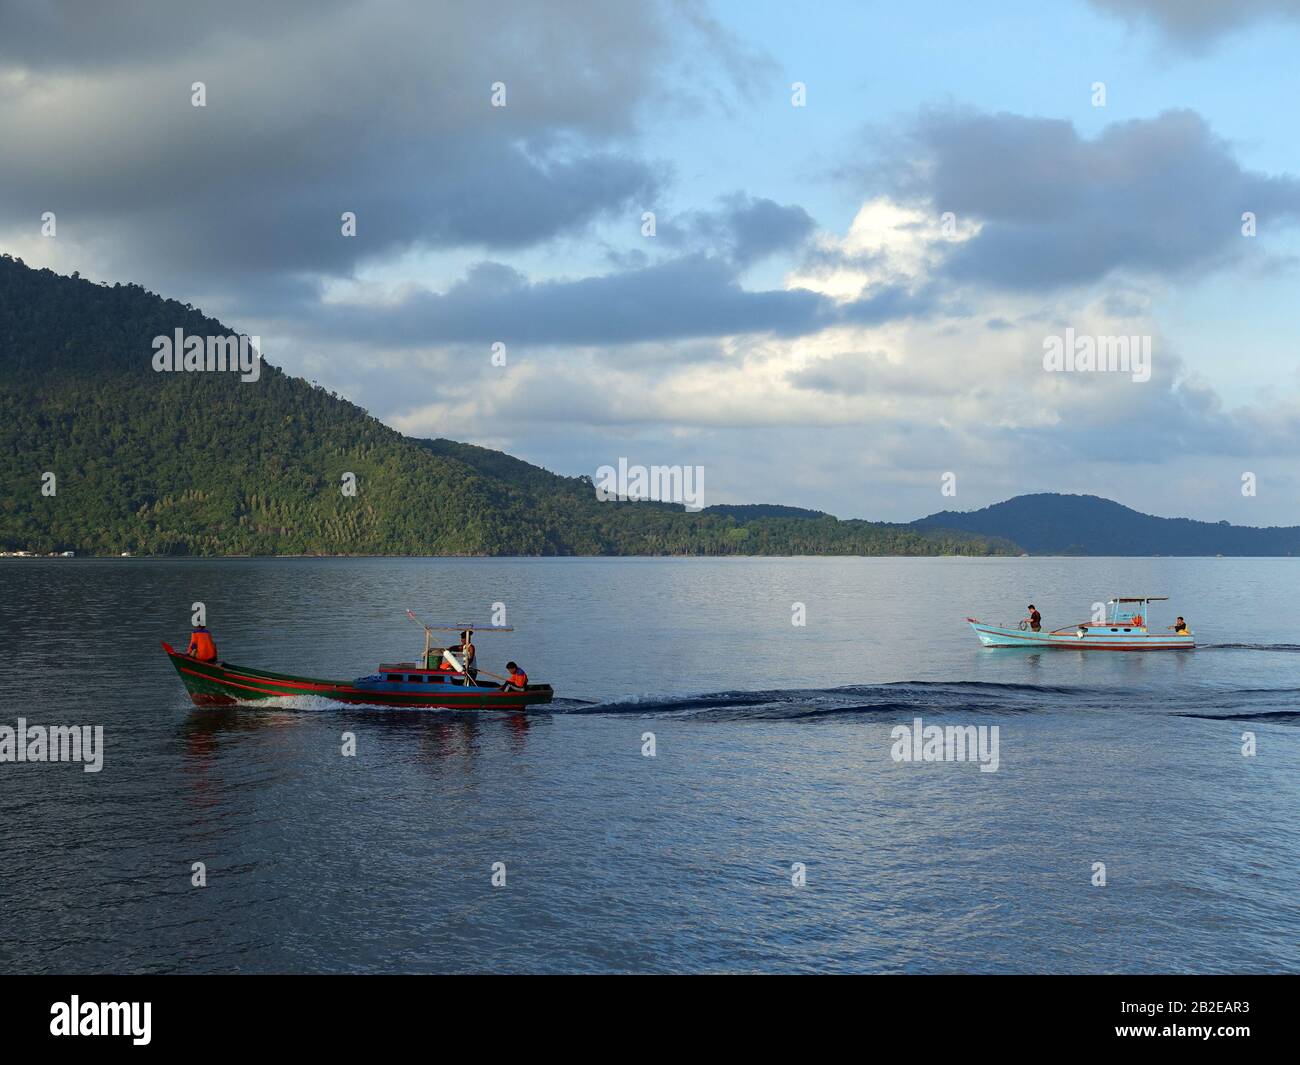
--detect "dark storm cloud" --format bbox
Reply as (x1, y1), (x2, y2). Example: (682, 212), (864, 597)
(309, 255), (936, 347)
(0, 0), (730, 286)
(661, 195), (815, 266)
(1087, 0), (1300, 48)
(726, 196), (815, 265)
(878, 108), (1300, 290)
(67, 139), (663, 280)
(0, 0), (352, 68)
(0, 0), (898, 353)
(316, 255), (829, 345)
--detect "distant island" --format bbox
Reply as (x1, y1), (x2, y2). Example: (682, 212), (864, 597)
(914, 494), (1300, 557)
(2, 254), (1296, 558)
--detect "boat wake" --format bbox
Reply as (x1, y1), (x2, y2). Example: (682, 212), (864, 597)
(548, 677), (1300, 723)
(1175, 710), (1300, 725)
(1198, 642), (1300, 652)
(178, 678), (1300, 725)
(550, 680), (1091, 721)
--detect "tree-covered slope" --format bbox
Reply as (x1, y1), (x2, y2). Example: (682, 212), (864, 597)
(0, 254), (1018, 556)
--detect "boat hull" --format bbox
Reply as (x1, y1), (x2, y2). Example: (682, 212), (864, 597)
(162, 643), (553, 710)
(966, 620), (1194, 651)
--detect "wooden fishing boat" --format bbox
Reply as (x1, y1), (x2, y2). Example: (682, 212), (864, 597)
(162, 612), (553, 710)
(967, 596), (1194, 651)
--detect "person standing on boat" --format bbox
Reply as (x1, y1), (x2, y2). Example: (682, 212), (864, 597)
(500, 662), (528, 692)
(452, 629), (478, 682)
(1026, 604), (1042, 632)
(186, 624), (218, 663)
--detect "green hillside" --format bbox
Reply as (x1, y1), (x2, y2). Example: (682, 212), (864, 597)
(0, 254), (1018, 557)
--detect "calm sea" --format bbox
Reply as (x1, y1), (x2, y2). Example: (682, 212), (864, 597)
(0, 556), (1296, 973)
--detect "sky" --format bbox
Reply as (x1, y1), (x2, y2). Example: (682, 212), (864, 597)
(3, 0), (1300, 524)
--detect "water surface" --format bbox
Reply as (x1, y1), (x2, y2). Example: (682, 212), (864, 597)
(0, 556), (1296, 973)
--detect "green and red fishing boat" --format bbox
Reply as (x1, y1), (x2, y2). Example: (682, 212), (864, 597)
(163, 612), (553, 711)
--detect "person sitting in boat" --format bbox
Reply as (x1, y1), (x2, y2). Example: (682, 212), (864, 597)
(1171, 616), (1189, 634)
(186, 624), (218, 663)
(1025, 604), (1042, 632)
(500, 662), (528, 692)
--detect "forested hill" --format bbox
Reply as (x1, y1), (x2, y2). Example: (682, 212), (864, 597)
(916, 493), (1300, 556)
(0, 254), (1016, 557)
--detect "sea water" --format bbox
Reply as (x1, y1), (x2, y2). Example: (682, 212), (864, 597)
(0, 556), (1295, 973)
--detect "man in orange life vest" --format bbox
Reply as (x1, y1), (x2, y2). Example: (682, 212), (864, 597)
(500, 661), (528, 692)
(187, 624), (218, 663)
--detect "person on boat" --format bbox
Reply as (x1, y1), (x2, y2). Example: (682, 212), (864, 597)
(186, 624), (218, 663)
(1171, 616), (1189, 634)
(500, 662), (529, 692)
(1026, 605), (1042, 632)
(450, 629), (477, 677)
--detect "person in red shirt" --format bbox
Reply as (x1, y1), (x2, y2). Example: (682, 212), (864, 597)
(500, 661), (528, 692)
(187, 625), (218, 663)
(1025, 605), (1041, 632)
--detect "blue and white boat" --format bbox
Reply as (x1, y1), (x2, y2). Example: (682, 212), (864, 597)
(967, 596), (1194, 651)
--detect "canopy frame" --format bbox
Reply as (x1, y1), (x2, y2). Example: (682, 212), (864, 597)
(405, 609), (514, 672)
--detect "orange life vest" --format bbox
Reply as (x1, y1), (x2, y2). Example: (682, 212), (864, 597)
(188, 629), (218, 662)
(510, 670), (528, 688)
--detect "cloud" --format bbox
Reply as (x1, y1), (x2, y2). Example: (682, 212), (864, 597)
(311, 255), (840, 346)
(0, 0), (753, 292)
(0, 1), (354, 70)
(785, 351), (885, 396)
(788, 199), (979, 301)
(297, 230), (952, 349)
(1087, 0), (1300, 49)
(661, 194), (815, 266)
(870, 107), (1300, 290)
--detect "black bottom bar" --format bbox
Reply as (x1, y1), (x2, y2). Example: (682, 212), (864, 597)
(0, 974), (1291, 1051)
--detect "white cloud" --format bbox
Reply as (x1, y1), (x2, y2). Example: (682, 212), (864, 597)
(787, 197), (980, 301)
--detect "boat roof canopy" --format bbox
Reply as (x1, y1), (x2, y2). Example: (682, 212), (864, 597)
(423, 624), (514, 633)
(1109, 596), (1168, 603)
